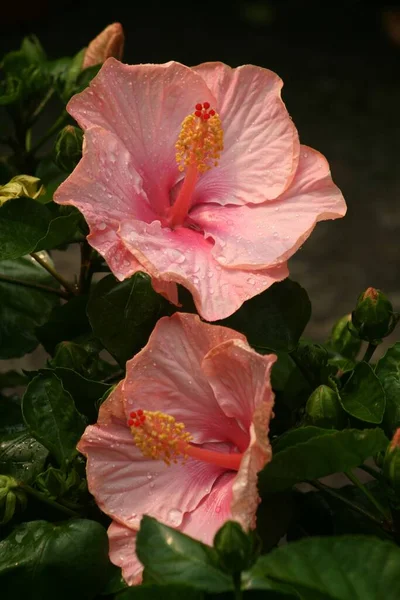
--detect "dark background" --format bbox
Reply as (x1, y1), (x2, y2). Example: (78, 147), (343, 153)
(1, 0), (400, 341)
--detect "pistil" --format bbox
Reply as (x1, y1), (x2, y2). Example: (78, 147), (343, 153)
(128, 409), (243, 471)
(166, 102), (223, 228)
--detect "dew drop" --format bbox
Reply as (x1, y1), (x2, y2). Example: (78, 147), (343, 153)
(167, 508), (182, 526)
(98, 222), (107, 231)
(248, 277), (255, 285)
(215, 505), (221, 514)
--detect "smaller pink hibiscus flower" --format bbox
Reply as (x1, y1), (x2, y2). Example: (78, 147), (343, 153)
(78, 313), (276, 585)
(54, 59), (346, 321)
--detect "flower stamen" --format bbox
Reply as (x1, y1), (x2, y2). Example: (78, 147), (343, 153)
(166, 102), (223, 229)
(128, 409), (242, 471)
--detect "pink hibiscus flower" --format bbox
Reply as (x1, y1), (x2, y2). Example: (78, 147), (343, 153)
(78, 313), (276, 585)
(54, 59), (346, 321)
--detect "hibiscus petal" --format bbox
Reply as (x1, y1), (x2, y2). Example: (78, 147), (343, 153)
(202, 341), (276, 530)
(118, 219), (289, 321)
(54, 126), (155, 280)
(78, 380), (226, 528)
(202, 339), (276, 433)
(67, 59), (216, 215)
(122, 313), (247, 446)
(179, 472), (235, 546)
(191, 146), (347, 269)
(192, 62), (300, 206)
(108, 521), (142, 586)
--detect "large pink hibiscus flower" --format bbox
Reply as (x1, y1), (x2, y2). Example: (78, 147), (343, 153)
(78, 313), (276, 585)
(55, 59), (346, 321)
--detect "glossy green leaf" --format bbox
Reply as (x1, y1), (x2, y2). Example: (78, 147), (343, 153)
(339, 362), (386, 424)
(376, 343), (400, 435)
(243, 536), (400, 599)
(259, 427), (388, 494)
(0, 198), (51, 259)
(87, 273), (171, 365)
(22, 372), (85, 467)
(0, 430), (48, 484)
(218, 279), (311, 353)
(36, 294), (91, 354)
(137, 516), (233, 592)
(0, 256), (59, 358)
(0, 519), (110, 600)
(41, 367), (111, 422)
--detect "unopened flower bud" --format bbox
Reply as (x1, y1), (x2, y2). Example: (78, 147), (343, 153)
(0, 175), (44, 205)
(383, 429), (400, 497)
(82, 23), (124, 69)
(54, 126), (83, 173)
(351, 287), (399, 342)
(305, 385), (346, 429)
(0, 475), (26, 524)
(214, 521), (258, 573)
(329, 314), (361, 359)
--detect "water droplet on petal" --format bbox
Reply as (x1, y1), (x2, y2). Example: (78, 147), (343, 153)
(98, 222), (107, 231)
(215, 505), (221, 514)
(167, 508), (182, 526)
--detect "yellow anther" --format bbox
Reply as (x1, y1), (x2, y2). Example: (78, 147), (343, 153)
(129, 410), (192, 466)
(175, 106), (224, 174)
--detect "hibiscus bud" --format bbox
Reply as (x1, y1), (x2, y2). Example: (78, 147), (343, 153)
(329, 314), (361, 359)
(54, 126), (83, 173)
(0, 175), (44, 205)
(351, 287), (399, 343)
(383, 429), (400, 497)
(305, 385), (346, 429)
(82, 23), (124, 70)
(0, 475), (26, 525)
(214, 521), (258, 573)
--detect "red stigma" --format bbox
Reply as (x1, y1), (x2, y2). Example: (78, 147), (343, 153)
(203, 113), (210, 120)
(195, 103), (202, 110)
(209, 109), (215, 116)
(195, 110), (202, 118)
(203, 102), (210, 109)
(128, 409), (146, 429)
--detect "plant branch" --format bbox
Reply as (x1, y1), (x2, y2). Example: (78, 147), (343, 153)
(0, 273), (70, 298)
(78, 240), (93, 294)
(309, 479), (388, 529)
(31, 252), (77, 295)
(21, 483), (80, 518)
(345, 469), (390, 522)
(362, 343), (378, 363)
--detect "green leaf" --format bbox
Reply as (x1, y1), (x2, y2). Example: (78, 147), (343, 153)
(376, 343), (400, 436)
(0, 198), (51, 259)
(0, 76), (22, 105)
(0, 430), (48, 484)
(339, 362), (386, 424)
(36, 294), (91, 355)
(243, 536), (400, 599)
(0, 395), (25, 436)
(0, 370), (28, 390)
(42, 367), (111, 422)
(87, 273), (171, 365)
(256, 492), (295, 552)
(0, 256), (59, 358)
(259, 427), (388, 494)
(137, 516), (233, 592)
(118, 585), (205, 600)
(0, 519), (110, 600)
(218, 279), (311, 353)
(22, 372), (86, 467)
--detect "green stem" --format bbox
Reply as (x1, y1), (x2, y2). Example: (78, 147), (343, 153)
(0, 273), (70, 299)
(362, 343), (378, 363)
(233, 573), (242, 600)
(25, 128), (32, 153)
(345, 470), (390, 521)
(28, 87), (55, 126)
(29, 111), (69, 155)
(21, 484), (79, 518)
(31, 252), (77, 295)
(309, 479), (387, 529)
(359, 463), (386, 483)
(78, 240), (93, 294)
